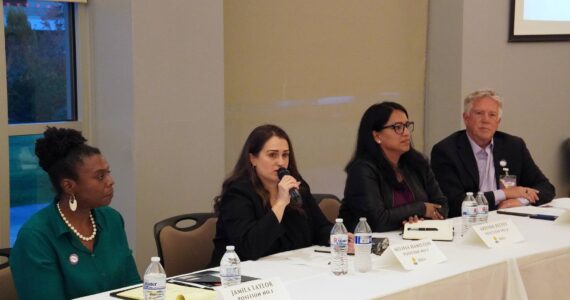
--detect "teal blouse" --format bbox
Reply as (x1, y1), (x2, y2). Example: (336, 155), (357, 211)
(11, 203), (141, 300)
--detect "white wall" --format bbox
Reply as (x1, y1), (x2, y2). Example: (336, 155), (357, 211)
(425, 0), (464, 148)
(88, 0), (135, 250)
(426, 0), (570, 197)
(89, 0), (224, 273)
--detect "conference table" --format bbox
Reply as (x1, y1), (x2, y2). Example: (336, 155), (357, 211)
(79, 208), (570, 300)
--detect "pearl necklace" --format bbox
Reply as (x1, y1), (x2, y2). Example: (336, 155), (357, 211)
(57, 202), (97, 241)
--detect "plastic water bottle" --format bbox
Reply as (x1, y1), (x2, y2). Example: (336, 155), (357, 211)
(354, 217), (372, 272)
(219, 245), (241, 287)
(330, 218), (348, 275)
(143, 257), (166, 300)
(475, 192), (489, 224)
(461, 192), (478, 236)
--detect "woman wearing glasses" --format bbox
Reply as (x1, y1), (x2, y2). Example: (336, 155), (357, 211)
(339, 102), (448, 232)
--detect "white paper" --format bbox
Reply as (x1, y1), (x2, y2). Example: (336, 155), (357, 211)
(554, 209), (570, 224)
(379, 239), (447, 271)
(549, 198), (570, 210)
(471, 219), (524, 248)
(217, 278), (290, 300)
(500, 206), (565, 216)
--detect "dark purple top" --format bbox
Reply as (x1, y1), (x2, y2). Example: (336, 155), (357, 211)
(392, 181), (414, 208)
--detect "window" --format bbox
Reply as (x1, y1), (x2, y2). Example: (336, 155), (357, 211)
(9, 134), (53, 245)
(0, 0), (89, 247)
(5, 0), (77, 124)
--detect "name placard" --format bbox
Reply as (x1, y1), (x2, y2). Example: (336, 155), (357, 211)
(217, 278), (290, 300)
(471, 219), (524, 248)
(379, 239), (447, 271)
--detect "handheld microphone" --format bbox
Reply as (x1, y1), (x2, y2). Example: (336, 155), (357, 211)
(277, 167), (303, 205)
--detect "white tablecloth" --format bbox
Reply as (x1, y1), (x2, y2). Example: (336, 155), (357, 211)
(78, 211), (570, 300)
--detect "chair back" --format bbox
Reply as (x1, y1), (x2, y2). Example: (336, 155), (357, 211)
(313, 193), (341, 224)
(561, 138), (570, 196)
(0, 248), (18, 300)
(154, 213), (217, 276)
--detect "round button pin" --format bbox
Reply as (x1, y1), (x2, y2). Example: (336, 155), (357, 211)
(69, 253), (79, 265)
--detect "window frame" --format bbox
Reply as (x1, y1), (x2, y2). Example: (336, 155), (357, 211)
(0, 1), (91, 248)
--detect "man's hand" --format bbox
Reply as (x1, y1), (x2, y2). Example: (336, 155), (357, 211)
(503, 186), (539, 203)
(498, 198), (525, 209)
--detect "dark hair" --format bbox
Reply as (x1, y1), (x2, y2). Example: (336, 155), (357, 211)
(347, 102), (427, 186)
(214, 124), (303, 214)
(35, 127), (101, 198)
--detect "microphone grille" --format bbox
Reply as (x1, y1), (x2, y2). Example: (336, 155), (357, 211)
(277, 167), (289, 179)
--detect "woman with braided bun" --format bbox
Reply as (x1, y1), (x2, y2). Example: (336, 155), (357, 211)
(10, 127), (140, 300)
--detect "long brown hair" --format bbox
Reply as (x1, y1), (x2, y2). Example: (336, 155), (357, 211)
(214, 124), (303, 214)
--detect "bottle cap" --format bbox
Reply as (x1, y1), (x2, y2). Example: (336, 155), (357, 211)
(503, 168), (509, 171)
(335, 218), (343, 223)
(466, 192), (473, 196)
(359, 217), (367, 221)
(151, 256), (160, 262)
(226, 245), (235, 251)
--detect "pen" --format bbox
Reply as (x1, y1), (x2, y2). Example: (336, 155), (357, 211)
(497, 210), (530, 217)
(529, 214), (558, 221)
(169, 280), (215, 290)
(407, 227), (438, 231)
(314, 249), (354, 256)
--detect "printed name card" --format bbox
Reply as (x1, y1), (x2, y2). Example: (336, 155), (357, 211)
(380, 239), (447, 271)
(217, 278), (290, 300)
(471, 219), (524, 248)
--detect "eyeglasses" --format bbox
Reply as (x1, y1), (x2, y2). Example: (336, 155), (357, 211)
(381, 121), (414, 135)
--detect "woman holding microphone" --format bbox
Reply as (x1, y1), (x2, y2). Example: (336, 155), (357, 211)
(211, 124), (337, 265)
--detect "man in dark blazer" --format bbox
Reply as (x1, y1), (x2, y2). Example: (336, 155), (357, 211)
(431, 90), (555, 217)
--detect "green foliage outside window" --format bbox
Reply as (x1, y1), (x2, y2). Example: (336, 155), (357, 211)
(4, 3), (75, 124)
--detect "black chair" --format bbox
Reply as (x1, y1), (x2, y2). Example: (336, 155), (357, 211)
(153, 213), (217, 276)
(562, 138), (570, 196)
(0, 248), (9, 269)
(0, 248), (18, 300)
(313, 193), (342, 223)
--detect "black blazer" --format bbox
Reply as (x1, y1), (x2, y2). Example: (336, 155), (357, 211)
(211, 179), (332, 266)
(430, 130), (555, 217)
(339, 157), (448, 233)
